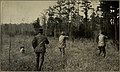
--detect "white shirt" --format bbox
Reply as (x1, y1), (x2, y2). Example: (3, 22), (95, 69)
(58, 35), (68, 48)
(98, 34), (107, 46)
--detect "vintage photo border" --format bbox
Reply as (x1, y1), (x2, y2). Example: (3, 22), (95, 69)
(0, 0), (120, 72)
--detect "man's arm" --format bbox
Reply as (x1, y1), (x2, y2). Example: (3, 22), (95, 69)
(32, 37), (37, 49)
(96, 35), (99, 43)
(45, 37), (49, 44)
(65, 36), (69, 40)
(105, 36), (108, 39)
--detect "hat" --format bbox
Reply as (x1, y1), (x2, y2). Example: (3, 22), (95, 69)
(101, 31), (105, 35)
(38, 28), (43, 33)
(61, 31), (65, 35)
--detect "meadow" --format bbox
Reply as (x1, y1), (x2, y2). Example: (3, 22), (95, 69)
(1, 35), (119, 71)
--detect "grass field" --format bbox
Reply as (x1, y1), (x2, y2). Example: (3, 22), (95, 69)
(1, 35), (119, 71)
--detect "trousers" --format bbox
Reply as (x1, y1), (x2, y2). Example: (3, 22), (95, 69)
(35, 52), (45, 71)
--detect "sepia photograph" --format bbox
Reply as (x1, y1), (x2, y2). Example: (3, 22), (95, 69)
(0, 0), (119, 71)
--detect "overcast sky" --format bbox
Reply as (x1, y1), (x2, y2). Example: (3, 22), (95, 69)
(1, 0), (99, 24)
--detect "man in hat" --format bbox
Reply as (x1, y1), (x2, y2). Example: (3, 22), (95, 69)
(32, 28), (49, 71)
(96, 31), (108, 57)
(58, 32), (68, 56)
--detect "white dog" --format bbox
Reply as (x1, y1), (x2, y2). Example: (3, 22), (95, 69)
(20, 46), (25, 53)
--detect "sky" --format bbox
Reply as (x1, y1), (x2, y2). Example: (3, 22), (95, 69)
(1, 0), (100, 24)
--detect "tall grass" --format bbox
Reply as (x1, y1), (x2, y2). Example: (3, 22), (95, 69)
(1, 35), (119, 71)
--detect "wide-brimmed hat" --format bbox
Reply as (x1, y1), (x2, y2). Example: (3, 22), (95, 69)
(38, 28), (43, 33)
(61, 31), (65, 35)
(101, 31), (105, 35)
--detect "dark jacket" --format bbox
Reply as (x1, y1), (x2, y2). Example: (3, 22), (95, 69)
(32, 33), (49, 53)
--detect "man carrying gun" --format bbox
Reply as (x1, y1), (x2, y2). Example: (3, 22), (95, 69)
(32, 28), (49, 71)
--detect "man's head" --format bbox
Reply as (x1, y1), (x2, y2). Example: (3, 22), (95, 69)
(61, 31), (65, 35)
(101, 31), (105, 35)
(38, 28), (43, 34)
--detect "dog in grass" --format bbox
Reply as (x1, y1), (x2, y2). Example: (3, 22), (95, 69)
(20, 46), (25, 53)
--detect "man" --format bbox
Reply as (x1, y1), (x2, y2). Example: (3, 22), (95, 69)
(96, 31), (108, 57)
(58, 32), (68, 56)
(32, 28), (49, 71)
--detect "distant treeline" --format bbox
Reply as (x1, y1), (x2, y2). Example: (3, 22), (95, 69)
(1, 20), (119, 40)
(1, 23), (36, 36)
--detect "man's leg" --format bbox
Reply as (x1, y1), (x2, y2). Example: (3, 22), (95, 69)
(35, 52), (40, 70)
(59, 47), (62, 56)
(72, 37), (74, 42)
(39, 53), (45, 71)
(98, 47), (102, 56)
(63, 48), (65, 55)
(103, 46), (106, 57)
(59, 48), (62, 52)
(60, 48), (65, 57)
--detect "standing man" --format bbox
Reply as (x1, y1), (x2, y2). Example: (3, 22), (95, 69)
(32, 28), (49, 71)
(96, 31), (108, 57)
(58, 32), (68, 56)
